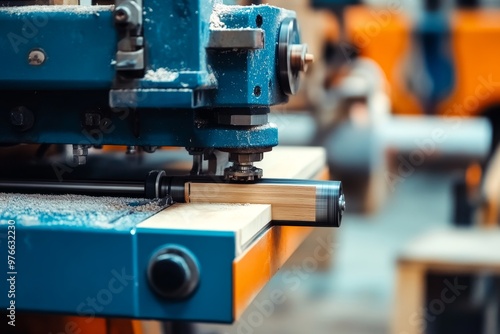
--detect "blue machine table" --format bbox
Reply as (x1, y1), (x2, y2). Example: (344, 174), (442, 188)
(0, 146), (332, 333)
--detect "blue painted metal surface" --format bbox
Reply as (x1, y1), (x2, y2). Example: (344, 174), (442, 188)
(0, 90), (278, 147)
(0, 2), (294, 149)
(0, 195), (238, 322)
(207, 5), (292, 107)
(0, 6), (116, 89)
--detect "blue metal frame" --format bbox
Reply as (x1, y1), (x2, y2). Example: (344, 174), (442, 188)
(0, 208), (239, 322)
(0, 90), (278, 148)
(0, 7), (116, 90)
(0, 2), (296, 149)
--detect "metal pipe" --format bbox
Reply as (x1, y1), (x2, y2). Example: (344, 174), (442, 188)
(0, 173), (345, 228)
(0, 180), (145, 197)
(326, 115), (493, 171)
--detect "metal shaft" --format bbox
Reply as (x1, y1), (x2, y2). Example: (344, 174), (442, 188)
(0, 171), (345, 227)
(0, 180), (145, 197)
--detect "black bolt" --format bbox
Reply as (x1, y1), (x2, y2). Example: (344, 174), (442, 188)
(10, 106), (34, 131)
(147, 247), (199, 299)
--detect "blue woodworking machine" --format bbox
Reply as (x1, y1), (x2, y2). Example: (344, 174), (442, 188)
(0, 0), (338, 326)
(0, 0), (312, 181)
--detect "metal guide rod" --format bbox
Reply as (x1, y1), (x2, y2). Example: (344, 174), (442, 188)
(0, 171), (345, 227)
(0, 180), (145, 197)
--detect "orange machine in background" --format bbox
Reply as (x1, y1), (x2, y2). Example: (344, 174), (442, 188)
(345, 5), (500, 122)
(439, 10), (500, 119)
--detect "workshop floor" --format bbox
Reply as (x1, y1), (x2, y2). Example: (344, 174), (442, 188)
(198, 170), (453, 334)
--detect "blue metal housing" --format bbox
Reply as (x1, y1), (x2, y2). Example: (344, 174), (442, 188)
(0, 7), (116, 90)
(0, 1), (296, 149)
(0, 201), (239, 322)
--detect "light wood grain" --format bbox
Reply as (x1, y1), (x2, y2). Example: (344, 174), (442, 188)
(52, 0), (79, 4)
(399, 228), (500, 269)
(392, 263), (426, 334)
(255, 146), (326, 179)
(137, 203), (271, 255)
(393, 228), (500, 334)
(186, 183), (317, 223)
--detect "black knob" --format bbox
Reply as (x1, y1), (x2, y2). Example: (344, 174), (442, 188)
(147, 247), (199, 299)
(10, 106), (34, 132)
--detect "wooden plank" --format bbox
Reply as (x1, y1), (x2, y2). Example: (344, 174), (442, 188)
(137, 203), (272, 256)
(139, 147), (327, 321)
(232, 147), (327, 319)
(183, 146), (328, 224)
(52, 0), (79, 4)
(392, 263), (426, 334)
(187, 183), (317, 223)
(135, 146), (326, 179)
(255, 146), (326, 179)
(399, 228), (500, 270)
(394, 228), (500, 334)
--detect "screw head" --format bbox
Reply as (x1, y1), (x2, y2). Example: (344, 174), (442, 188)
(28, 49), (46, 66)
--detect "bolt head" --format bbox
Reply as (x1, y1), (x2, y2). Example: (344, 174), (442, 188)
(147, 247), (199, 299)
(28, 49), (46, 66)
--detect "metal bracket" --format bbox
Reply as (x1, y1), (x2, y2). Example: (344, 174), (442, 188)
(116, 50), (145, 71)
(207, 29), (264, 49)
(114, 0), (144, 75)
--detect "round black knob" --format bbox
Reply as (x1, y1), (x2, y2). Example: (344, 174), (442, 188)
(147, 247), (199, 299)
(10, 106), (34, 132)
